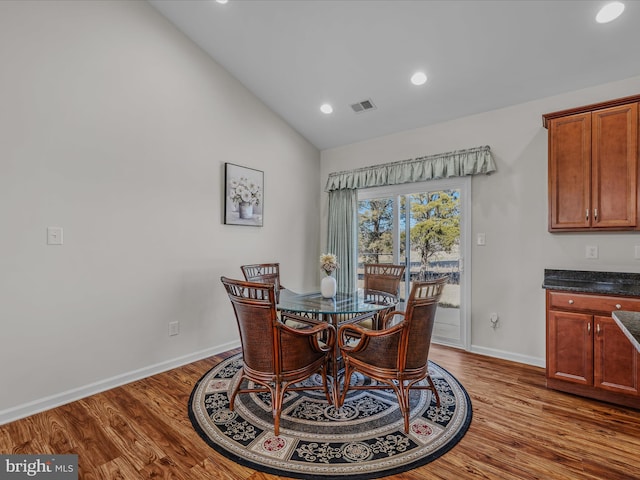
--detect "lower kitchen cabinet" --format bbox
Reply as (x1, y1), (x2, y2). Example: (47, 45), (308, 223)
(548, 310), (593, 385)
(546, 290), (640, 408)
(594, 315), (639, 395)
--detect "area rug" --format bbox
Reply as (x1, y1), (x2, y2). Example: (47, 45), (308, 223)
(189, 353), (472, 479)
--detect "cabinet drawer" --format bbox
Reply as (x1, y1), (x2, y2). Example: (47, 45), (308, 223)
(548, 291), (640, 313)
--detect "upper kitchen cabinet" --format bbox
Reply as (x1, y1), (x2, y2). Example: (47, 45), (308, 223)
(543, 95), (640, 232)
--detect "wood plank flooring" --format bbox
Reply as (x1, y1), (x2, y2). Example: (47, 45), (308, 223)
(1, 345), (639, 479)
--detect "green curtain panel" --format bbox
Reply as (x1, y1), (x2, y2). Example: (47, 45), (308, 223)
(325, 146), (496, 292)
(327, 188), (358, 293)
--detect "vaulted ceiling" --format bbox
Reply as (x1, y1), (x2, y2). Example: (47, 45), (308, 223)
(149, 1), (640, 150)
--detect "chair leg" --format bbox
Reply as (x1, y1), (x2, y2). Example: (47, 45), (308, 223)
(427, 375), (440, 407)
(322, 363), (333, 405)
(228, 370), (245, 411)
(272, 383), (282, 436)
(409, 375), (441, 408)
(338, 362), (354, 408)
(398, 383), (411, 434)
(230, 374), (284, 436)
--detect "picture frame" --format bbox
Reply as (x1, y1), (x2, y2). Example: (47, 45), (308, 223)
(224, 163), (264, 227)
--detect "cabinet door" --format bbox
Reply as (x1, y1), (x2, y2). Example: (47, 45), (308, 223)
(594, 315), (639, 395)
(548, 113), (591, 230)
(548, 310), (593, 385)
(591, 103), (638, 228)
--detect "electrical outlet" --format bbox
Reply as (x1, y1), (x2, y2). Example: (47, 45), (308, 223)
(168, 321), (180, 336)
(47, 227), (63, 245)
(634, 245), (640, 259)
(585, 245), (598, 259)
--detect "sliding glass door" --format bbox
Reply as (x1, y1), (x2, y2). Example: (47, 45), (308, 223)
(358, 177), (470, 349)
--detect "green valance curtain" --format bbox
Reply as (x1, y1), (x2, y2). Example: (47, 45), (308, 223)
(325, 145), (496, 192)
(326, 145), (496, 293)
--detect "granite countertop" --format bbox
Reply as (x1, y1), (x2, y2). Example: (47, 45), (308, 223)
(542, 269), (640, 297)
(543, 269), (640, 353)
(612, 311), (640, 353)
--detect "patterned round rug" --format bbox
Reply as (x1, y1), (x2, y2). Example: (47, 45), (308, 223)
(189, 353), (472, 479)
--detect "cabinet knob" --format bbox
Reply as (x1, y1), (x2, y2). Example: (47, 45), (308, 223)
(616, 304), (622, 309)
(568, 299), (574, 304)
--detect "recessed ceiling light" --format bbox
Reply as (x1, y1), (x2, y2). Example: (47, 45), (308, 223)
(320, 103), (333, 114)
(411, 71), (428, 86)
(216, 0), (228, 4)
(596, 1), (625, 23)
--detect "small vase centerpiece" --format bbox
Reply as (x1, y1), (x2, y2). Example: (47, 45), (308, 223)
(319, 253), (339, 298)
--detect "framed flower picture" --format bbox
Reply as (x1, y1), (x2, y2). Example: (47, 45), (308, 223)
(224, 163), (264, 226)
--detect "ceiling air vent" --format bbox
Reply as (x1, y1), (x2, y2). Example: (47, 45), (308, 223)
(350, 99), (377, 113)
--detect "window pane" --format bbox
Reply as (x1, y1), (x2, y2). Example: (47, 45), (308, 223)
(357, 197), (394, 288)
(406, 190), (461, 342)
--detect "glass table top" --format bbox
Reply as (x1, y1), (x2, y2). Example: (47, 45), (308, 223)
(277, 288), (396, 315)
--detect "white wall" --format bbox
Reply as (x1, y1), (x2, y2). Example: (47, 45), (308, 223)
(321, 75), (640, 366)
(0, 0), (320, 423)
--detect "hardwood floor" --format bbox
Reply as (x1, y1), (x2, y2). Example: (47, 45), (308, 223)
(1, 345), (639, 479)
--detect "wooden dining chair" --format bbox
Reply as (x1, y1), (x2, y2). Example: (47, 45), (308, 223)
(241, 262), (315, 328)
(240, 263), (285, 291)
(337, 276), (448, 433)
(221, 276), (335, 436)
(364, 263), (406, 296)
(362, 263), (406, 329)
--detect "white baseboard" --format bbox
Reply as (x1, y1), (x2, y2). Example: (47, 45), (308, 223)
(0, 340), (241, 426)
(470, 344), (545, 368)
(1, 340), (544, 426)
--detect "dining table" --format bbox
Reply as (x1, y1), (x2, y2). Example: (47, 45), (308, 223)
(276, 288), (398, 404)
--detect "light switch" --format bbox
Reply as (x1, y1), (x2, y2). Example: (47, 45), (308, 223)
(476, 233), (486, 246)
(47, 227), (63, 245)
